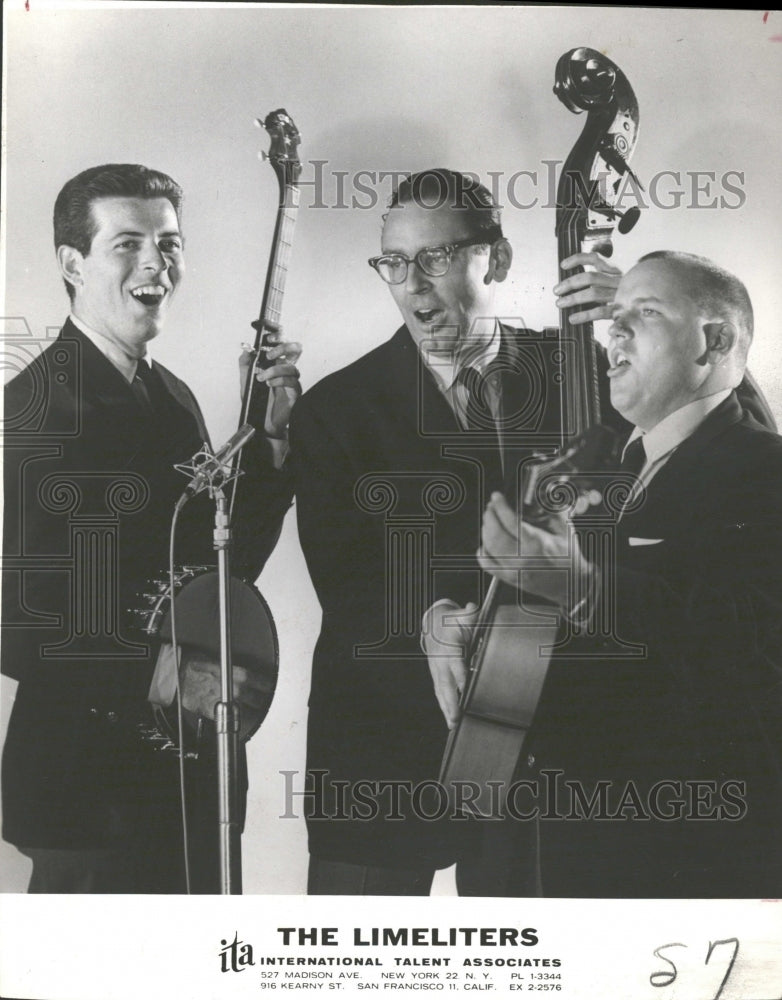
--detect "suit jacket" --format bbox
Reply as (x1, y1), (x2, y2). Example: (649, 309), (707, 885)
(290, 323), (580, 868)
(2, 320), (292, 851)
(524, 394), (782, 897)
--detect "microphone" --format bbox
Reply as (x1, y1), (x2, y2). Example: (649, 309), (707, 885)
(176, 423), (256, 506)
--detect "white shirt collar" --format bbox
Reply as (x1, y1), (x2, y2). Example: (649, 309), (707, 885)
(625, 388), (733, 464)
(422, 320), (501, 393)
(69, 313), (151, 384)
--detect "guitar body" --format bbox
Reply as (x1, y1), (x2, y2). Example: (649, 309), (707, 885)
(440, 591), (559, 818)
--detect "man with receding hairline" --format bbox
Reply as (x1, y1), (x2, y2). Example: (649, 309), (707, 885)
(432, 250), (782, 896)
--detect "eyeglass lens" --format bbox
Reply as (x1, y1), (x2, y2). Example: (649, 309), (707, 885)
(376, 246), (452, 283)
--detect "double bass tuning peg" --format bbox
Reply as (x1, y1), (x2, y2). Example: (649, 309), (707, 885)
(590, 202), (641, 236)
(616, 206), (641, 235)
(598, 137), (645, 199)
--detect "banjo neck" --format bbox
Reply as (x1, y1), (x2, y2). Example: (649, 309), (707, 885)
(231, 109), (302, 518)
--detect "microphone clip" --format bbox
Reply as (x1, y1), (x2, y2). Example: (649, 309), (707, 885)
(174, 442), (244, 505)
(174, 423), (256, 509)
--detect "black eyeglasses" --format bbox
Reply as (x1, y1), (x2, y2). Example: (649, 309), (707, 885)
(368, 231), (501, 285)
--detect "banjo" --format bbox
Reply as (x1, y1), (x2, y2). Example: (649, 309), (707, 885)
(128, 110), (302, 752)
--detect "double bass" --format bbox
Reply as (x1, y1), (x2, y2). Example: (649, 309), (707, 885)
(439, 49), (642, 817)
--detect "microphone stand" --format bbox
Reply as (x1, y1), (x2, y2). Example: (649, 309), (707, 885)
(175, 433), (254, 894)
(213, 487), (242, 894)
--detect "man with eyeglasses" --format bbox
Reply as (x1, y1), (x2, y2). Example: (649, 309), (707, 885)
(288, 168), (624, 895)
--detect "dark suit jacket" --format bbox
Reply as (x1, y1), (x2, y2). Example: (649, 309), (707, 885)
(292, 314), (779, 879)
(2, 320), (292, 852)
(525, 394), (782, 897)
(290, 323), (578, 868)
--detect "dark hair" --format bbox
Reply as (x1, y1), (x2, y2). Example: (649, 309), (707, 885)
(640, 250), (753, 361)
(54, 164), (183, 299)
(387, 168), (502, 241)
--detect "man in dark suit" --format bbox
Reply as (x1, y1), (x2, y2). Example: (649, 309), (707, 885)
(289, 168), (624, 894)
(2, 163), (301, 892)
(441, 251), (782, 896)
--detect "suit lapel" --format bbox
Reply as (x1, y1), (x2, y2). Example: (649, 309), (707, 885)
(619, 393), (743, 539)
(57, 320), (149, 462)
(385, 324), (577, 500)
(389, 326), (461, 436)
(63, 319), (142, 411)
(61, 319), (204, 470)
(145, 361), (208, 467)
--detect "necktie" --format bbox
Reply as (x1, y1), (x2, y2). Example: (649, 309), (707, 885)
(620, 435), (646, 479)
(617, 436), (646, 518)
(131, 358), (155, 417)
(455, 366), (492, 431)
(454, 365), (505, 491)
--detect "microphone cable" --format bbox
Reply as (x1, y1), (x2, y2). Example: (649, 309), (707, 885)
(167, 503), (192, 895)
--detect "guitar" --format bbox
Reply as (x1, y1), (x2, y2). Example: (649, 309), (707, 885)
(439, 49), (641, 818)
(129, 110), (302, 752)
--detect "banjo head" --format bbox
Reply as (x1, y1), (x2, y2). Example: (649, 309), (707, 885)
(136, 568), (279, 746)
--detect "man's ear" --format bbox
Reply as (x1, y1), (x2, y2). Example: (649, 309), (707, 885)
(56, 245), (86, 291)
(703, 321), (737, 365)
(484, 238), (513, 285)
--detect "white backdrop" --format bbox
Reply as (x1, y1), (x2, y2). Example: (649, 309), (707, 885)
(2, 3), (782, 897)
